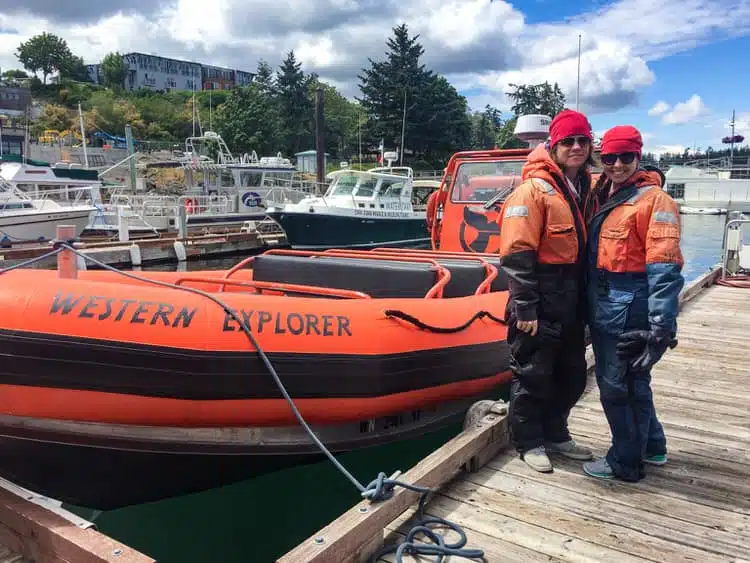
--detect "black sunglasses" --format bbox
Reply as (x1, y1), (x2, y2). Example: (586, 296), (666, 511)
(601, 152), (637, 166)
(558, 136), (591, 147)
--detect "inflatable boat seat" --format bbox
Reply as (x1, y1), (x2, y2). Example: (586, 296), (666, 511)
(252, 254), (440, 298)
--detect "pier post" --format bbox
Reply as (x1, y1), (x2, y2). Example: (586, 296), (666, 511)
(56, 225), (78, 279)
(315, 87), (325, 192)
(117, 205), (130, 242)
(177, 203), (188, 239)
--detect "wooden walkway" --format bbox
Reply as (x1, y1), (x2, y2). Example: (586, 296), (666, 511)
(281, 276), (750, 562)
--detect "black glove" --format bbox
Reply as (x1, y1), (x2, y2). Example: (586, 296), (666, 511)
(616, 328), (677, 371)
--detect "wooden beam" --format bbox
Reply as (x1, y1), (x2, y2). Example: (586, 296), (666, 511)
(679, 264), (721, 307)
(0, 486), (154, 563)
(277, 401), (509, 563)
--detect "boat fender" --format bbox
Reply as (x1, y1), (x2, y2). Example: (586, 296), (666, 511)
(76, 254), (87, 271)
(129, 243), (142, 267)
(173, 240), (187, 262)
(384, 309), (507, 333)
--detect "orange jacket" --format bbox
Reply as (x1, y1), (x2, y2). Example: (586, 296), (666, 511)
(497, 145), (590, 323)
(585, 168), (684, 332)
(585, 169), (684, 273)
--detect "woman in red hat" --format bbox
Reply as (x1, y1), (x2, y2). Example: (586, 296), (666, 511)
(583, 125), (684, 481)
(497, 109), (595, 473)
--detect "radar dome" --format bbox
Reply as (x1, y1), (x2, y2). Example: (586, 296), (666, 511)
(514, 114), (552, 147)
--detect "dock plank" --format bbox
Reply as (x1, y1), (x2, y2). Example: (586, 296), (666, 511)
(281, 282), (750, 563)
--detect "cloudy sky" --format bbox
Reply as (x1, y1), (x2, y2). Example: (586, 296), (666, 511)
(1, 0), (749, 155)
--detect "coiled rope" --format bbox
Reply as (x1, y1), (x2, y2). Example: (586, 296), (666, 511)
(0, 242), (486, 563)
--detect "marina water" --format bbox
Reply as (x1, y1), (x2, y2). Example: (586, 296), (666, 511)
(67, 214), (727, 562)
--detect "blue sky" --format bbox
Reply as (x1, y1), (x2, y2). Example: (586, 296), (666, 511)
(1, 0), (749, 156)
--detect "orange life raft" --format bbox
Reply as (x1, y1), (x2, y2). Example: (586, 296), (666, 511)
(0, 248), (511, 509)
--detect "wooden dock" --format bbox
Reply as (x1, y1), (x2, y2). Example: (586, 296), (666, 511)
(0, 228), (286, 270)
(281, 268), (750, 562)
(0, 478), (153, 563)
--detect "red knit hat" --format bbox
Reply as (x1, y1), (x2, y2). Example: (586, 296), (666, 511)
(549, 109), (593, 148)
(601, 125), (643, 158)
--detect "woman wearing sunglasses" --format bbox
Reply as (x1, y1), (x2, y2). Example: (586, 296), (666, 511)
(498, 109), (595, 473)
(583, 125), (684, 481)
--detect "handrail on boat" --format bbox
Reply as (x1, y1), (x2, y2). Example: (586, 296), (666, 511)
(173, 276), (372, 299)
(324, 248), (499, 296)
(221, 248), (452, 299)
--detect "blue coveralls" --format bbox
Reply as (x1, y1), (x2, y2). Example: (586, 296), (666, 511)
(585, 179), (684, 481)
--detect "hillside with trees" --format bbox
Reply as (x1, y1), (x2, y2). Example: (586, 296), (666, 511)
(8, 27), (569, 168)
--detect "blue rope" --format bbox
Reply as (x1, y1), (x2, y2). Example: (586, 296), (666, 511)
(0, 243), (485, 563)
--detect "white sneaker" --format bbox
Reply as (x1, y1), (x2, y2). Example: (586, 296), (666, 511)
(522, 446), (553, 473)
(545, 439), (594, 461)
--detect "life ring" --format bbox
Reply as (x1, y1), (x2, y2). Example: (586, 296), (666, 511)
(184, 198), (197, 214)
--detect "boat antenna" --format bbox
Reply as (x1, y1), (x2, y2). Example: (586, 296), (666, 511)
(78, 102), (89, 168)
(576, 34), (582, 111)
(400, 88), (407, 166)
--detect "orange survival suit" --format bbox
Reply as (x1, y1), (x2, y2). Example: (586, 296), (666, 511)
(497, 144), (591, 454)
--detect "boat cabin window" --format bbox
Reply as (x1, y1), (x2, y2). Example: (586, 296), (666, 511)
(666, 183), (685, 199)
(380, 180), (405, 198)
(220, 170), (234, 187)
(239, 171), (263, 187)
(0, 201), (34, 210)
(451, 160), (525, 203)
(355, 178), (377, 198)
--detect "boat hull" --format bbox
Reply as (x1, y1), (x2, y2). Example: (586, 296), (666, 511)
(266, 210), (431, 250)
(0, 208), (93, 243)
(0, 391), (504, 510)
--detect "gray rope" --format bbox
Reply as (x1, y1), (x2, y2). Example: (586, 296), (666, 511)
(0, 242), (485, 563)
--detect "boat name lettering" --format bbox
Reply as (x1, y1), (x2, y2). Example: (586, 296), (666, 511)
(49, 293), (198, 329)
(222, 309), (352, 336)
(353, 209), (410, 218)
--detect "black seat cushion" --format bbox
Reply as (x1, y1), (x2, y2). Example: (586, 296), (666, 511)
(252, 255), (439, 298)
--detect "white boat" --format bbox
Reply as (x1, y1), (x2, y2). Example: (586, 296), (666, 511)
(0, 159), (105, 207)
(264, 166), (438, 250)
(664, 165), (750, 213)
(0, 179), (97, 244)
(679, 206), (727, 215)
(87, 132), (306, 235)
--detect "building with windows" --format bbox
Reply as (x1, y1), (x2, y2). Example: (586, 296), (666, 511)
(0, 86), (32, 157)
(86, 53), (255, 93)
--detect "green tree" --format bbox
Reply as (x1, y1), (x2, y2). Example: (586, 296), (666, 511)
(16, 32), (74, 84)
(495, 116), (528, 149)
(308, 77), (359, 159)
(215, 84), (283, 156)
(276, 51), (314, 155)
(470, 104), (503, 149)
(2, 69), (29, 79)
(358, 24), (471, 164)
(254, 60), (276, 96)
(506, 82), (566, 117)
(101, 52), (128, 90)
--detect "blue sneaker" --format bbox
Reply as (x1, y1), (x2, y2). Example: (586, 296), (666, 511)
(583, 457), (615, 480)
(644, 453), (667, 466)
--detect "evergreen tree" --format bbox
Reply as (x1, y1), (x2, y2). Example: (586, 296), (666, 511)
(215, 84), (282, 156)
(358, 24), (471, 164)
(276, 51), (314, 155)
(506, 82), (566, 117)
(255, 60), (276, 96)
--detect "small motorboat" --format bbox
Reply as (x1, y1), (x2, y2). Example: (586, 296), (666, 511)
(0, 248), (511, 509)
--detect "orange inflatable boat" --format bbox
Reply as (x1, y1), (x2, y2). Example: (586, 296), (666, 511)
(0, 248), (511, 509)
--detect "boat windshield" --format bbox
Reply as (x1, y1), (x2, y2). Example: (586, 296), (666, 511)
(451, 160), (525, 203)
(327, 172), (378, 197)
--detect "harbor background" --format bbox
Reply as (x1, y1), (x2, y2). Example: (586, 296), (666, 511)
(66, 214), (726, 563)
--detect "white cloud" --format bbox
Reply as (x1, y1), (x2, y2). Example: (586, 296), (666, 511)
(648, 101), (670, 116)
(662, 95), (708, 125)
(1, 0), (749, 116)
